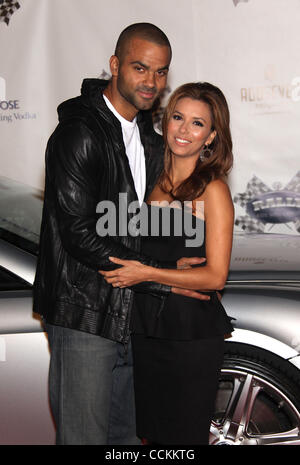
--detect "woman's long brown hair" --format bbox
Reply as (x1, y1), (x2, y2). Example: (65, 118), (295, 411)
(158, 82), (233, 201)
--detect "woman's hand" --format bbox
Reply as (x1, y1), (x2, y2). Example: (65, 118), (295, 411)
(98, 257), (153, 287)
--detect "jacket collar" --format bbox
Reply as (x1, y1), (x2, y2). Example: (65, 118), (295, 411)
(81, 78), (153, 133)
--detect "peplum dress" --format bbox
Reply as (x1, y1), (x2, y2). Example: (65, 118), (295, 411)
(130, 205), (234, 445)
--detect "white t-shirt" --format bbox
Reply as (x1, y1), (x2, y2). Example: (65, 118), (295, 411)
(103, 94), (146, 206)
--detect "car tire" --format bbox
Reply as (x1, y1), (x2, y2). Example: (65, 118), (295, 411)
(209, 342), (300, 445)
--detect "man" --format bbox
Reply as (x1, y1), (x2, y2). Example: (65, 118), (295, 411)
(34, 23), (207, 445)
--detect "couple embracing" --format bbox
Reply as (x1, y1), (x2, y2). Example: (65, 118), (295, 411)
(34, 22), (234, 445)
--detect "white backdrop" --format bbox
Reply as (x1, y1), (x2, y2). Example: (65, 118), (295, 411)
(0, 0), (300, 240)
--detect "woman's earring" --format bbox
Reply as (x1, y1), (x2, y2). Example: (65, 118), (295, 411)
(199, 144), (213, 162)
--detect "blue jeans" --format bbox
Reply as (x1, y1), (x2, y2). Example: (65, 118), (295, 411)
(46, 323), (140, 445)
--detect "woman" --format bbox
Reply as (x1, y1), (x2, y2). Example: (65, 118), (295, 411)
(100, 82), (234, 445)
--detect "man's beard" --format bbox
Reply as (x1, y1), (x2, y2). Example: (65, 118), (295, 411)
(117, 77), (158, 111)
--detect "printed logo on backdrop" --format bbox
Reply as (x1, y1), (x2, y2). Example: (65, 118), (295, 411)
(0, 76), (37, 123)
(234, 171), (300, 235)
(0, 0), (20, 26)
(240, 65), (300, 114)
(232, 0), (249, 6)
(98, 69), (171, 133)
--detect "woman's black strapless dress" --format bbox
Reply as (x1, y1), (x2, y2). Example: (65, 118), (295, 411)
(131, 206), (234, 445)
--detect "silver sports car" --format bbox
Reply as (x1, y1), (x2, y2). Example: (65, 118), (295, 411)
(0, 176), (299, 445)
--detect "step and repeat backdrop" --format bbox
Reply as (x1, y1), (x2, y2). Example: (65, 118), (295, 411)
(0, 0), (299, 267)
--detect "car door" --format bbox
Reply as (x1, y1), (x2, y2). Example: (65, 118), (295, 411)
(0, 264), (55, 445)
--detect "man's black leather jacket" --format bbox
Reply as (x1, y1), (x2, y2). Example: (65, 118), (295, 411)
(33, 78), (172, 344)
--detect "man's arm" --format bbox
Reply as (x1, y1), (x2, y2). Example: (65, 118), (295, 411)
(48, 123), (208, 299)
(128, 257), (211, 300)
(48, 124), (161, 268)
(100, 180), (234, 295)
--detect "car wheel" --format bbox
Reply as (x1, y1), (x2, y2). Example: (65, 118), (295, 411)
(209, 342), (300, 445)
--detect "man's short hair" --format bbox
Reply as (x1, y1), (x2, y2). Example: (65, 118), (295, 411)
(115, 23), (172, 62)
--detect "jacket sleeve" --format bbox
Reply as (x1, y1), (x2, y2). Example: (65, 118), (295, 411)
(47, 122), (174, 296)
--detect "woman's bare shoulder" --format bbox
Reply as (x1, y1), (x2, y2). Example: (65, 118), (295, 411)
(194, 178), (232, 203)
(206, 178), (230, 192)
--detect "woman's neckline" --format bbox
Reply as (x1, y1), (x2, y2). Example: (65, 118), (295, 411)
(145, 202), (205, 221)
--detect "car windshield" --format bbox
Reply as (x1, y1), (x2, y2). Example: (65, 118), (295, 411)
(0, 176), (43, 255)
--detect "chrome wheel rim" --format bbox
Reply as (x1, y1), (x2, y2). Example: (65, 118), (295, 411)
(209, 368), (300, 445)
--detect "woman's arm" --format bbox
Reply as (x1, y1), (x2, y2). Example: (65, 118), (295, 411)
(99, 180), (234, 291)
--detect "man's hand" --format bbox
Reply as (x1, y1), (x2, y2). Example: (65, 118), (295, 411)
(174, 256), (210, 300)
(171, 287), (210, 300)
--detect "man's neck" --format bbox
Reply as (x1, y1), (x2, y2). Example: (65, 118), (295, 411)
(103, 83), (138, 122)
